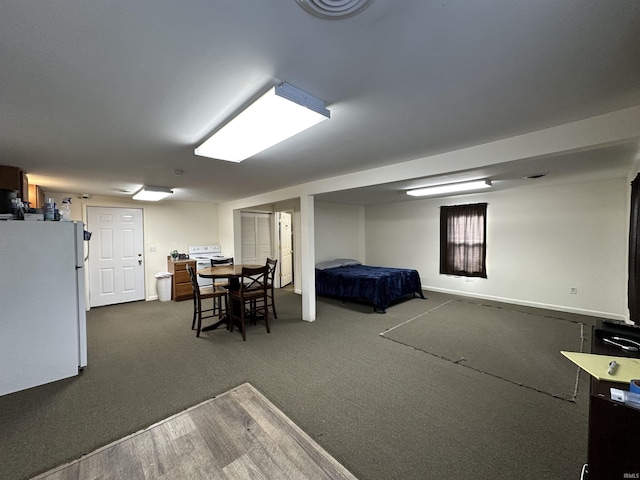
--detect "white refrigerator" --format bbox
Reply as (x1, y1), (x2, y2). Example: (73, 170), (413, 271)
(0, 221), (88, 396)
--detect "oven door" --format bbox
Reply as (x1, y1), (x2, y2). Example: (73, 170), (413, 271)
(195, 259), (213, 287)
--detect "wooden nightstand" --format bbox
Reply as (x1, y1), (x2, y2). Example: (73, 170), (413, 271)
(167, 257), (196, 301)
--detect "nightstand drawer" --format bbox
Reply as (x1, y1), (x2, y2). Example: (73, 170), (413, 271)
(172, 262), (188, 272)
(174, 269), (191, 284)
(174, 283), (193, 299)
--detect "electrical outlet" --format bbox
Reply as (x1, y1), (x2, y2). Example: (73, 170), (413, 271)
(149, 245), (157, 253)
(570, 286), (578, 294)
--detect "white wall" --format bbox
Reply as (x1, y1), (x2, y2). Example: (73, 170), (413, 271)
(216, 107), (640, 321)
(315, 201), (365, 263)
(47, 193), (219, 301)
(365, 178), (628, 319)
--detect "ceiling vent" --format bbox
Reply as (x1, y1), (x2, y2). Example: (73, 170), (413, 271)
(296, 0), (375, 20)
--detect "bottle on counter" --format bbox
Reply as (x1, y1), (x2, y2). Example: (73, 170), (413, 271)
(44, 197), (55, 221)
(11, 198), (24, 220)
(60, 198), (71, 221)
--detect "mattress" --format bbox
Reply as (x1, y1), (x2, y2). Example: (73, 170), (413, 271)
(315, 264), (424, 312)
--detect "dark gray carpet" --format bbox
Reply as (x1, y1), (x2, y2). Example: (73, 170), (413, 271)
(0, 290), (595, 480)
(381, 299), (586, 401)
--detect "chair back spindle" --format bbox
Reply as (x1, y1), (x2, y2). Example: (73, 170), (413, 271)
(266, 258), (278, 319)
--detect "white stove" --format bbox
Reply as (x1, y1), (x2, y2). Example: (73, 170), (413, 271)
(187, 245), (232, 286)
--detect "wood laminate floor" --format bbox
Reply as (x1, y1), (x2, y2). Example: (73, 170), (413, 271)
(32, 383), (357, 480)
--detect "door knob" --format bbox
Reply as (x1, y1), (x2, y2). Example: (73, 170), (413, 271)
(138, 259), (142, 265)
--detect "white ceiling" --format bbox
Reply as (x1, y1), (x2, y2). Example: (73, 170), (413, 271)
(2, 1), (640, 204)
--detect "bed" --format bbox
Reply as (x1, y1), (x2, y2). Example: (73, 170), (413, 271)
(315, 259), (425, 313)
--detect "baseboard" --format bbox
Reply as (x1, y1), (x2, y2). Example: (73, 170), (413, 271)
(423, 286), (629, 321)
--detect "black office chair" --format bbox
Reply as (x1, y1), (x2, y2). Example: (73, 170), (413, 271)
(266, 257), (278, 319)
(228, 265), (270, 341)
(186, 264), (228, 337)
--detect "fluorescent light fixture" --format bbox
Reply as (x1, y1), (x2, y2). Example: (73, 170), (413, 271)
(132, 186), (173, 201)
(195, 82), (330, 162)
(406, 180), (492, 197)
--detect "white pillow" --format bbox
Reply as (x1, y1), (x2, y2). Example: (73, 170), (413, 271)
(315, 260), (343, 270)
(335, 258), (361, 266)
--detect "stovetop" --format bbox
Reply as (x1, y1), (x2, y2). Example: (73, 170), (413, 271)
(188, 245), (221, 258)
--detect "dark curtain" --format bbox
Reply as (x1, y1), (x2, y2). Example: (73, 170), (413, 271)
(440, 203), (487, 278)
(629, 174), (640, 322)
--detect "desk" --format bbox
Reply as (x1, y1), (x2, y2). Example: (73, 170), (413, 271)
(584, 323), (640, 479)
(197, 265), (260, 331)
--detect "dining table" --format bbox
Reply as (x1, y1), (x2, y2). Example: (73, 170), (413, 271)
(197, 264), (261, 331)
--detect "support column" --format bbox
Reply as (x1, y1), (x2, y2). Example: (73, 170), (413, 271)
(300, 194), (316, 322)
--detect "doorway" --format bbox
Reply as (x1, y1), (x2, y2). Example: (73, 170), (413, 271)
(277, 211), (293, 288)
(87, 206), (145, 307)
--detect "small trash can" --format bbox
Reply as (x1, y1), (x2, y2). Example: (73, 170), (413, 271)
(155, 272), (173, 302)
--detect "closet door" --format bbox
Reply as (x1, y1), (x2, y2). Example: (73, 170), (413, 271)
(241, 212), (272, 265)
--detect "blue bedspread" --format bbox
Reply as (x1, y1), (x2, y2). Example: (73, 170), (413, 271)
(315, 264), (424, 312)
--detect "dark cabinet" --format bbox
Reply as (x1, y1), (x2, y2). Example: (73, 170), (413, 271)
(585, 324), (640, 479)
(0, 165), (28, 202)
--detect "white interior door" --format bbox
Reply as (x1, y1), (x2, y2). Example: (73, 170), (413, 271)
(87, 206), (145, 307)
(278, 211), (293, 287)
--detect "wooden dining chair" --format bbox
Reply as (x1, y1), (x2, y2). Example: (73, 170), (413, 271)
(210, 257), (234, 289)
(186, 264), (228, 337)
(228, 265), (270, 341)
(266, 257), (278, 319)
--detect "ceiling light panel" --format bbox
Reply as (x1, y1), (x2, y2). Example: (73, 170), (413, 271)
(406, 180), (492, 197)
(132, 186), (173, 201)
(195, 83), (330, 162)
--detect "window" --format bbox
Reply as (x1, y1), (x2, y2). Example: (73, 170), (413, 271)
(440, 203), (487, 278)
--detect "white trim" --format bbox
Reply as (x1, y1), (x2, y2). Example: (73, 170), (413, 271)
(424, 285), (628, 322)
